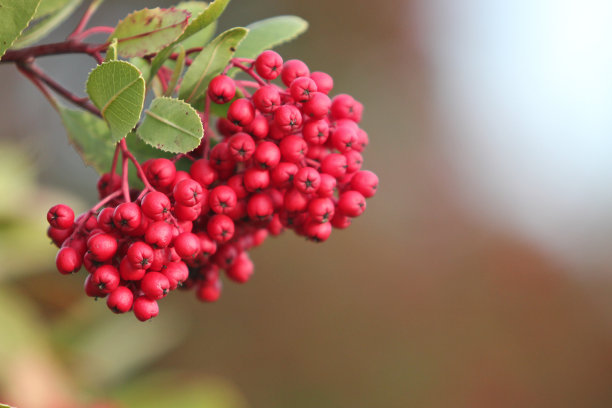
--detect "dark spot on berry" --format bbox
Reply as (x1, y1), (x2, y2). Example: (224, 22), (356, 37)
(230, 47), (236, 52)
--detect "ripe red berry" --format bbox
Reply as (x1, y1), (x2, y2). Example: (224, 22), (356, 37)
(207, 214), (235, 243)
(320, 153), (348, 179)
(56, 246), (82, 274)
(228, 132), (256, 162)
(227, 98), (255, 127)
(173, 178), (205, 207)
(145, 158), (176, 189)
(279, 135), (308, 164)
(48, 225), (73, 247)
(227, 174), (248, 199)
(174, 232), (201, 259)
(349, 170), (378, 198)
(107, 286), (134, 313)
(308, 197), (335, 223)
(304, 220), (332, 242)
(302, 92), (331, 119)
(294, 167), (321, 194)
(281, 59), (310, 87)
(252, 85), (281, 113)
(302, 119), (329, 145)
(243, 168), (270, 192)
(310, 71), (334, 94)
(208, 74), (236, 104)
(284, 188), (309, 212)
(254, 50), (283, 80)
(209, 185), (238, 215)
(174, 203), (202, 221)
(47, 204), (75, 229)
(196, 279), (222, 302)
(344, 150), (363, 173)
(331, 212), (352, 229)
(253, 141), (281, 169)
(91, 264), (120, 293)
(97, 172), (121, 197)
(126, 241), (154, 270)
(145, 221), (174, 248)
(97, 207), (116, 232)
(141, 191), (172, 220)
(331, 125), (358, 153)
(87, 233), (118, 262)
(337, 190), (366, 217)
(331, 94), (357, 120)
(84, 274), (107, 298)
(119, 256), (146, 281)
(226, 253), (254, 283)
(133, 296), (159, 321)
(271, 162), (299, 189)
(189, 159), (218, 188)
(247, 193), (274, 221)
(113, 202), (142, 233)
(290, 76), (317, 102)
(274, 104), (302, 133)
(244, 115), (269, 140)
(163, 261), (189, 290)
(141, 271), (171, 300)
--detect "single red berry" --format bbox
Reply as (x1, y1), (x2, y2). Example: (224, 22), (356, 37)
(274, 104), (303, 133)
(284, 188), (309, 212)
(141, 271), (171, 300)
(304, 220), (332, 242)
(163, 261), (189, 290)
(145, 158), (176, 189)
(112, 202), (142, 233)
(303, 119), (330, 145)
(208, 74), (236, 104)
(294, 167), (321, 194)
(310, 71), (334, 94)
(331, 94), (357, 120)
(267, 214), (284, 236)
(243, 168), (270, 192)
(349, 170), (378, 198)
(290, 76), (317, 103)
(331, 125), (358, 153)
(63, 236), (87, 258)
(56, 246), (82, 274)
(207, 214), (235, 243)
(145, 220), (174, 248)
(331, 212), (352, 229)
(255, 50), (283, 80)
(197, 232), (218, 257)
(87, 233), (118, 262)
(141, 191), (172, 220)
(209, 142), (236, 171)
(173, 178), (205, 207)
(91, 264), (120, 294)
(97, 173), (121, 197)
(227, 98), (255, 127)
(211, 244), (239, 268)
(308, 197), (335, 223)
(306, 144), (328, 162)
(189, 159), (218, 188)
(107, 286), (134, 313)
(227, 174), (248, 199)
(119, 256), (146, 281)
(271, 162), (299, 189)
(196, 279), (222, 302)
(267, 123), (286, 141)
(344, 150), (363, 173)
(174, 232), (201, 259)
(48, 225), (73, 247)
(174, 203), (202, 221)
(247, 193), (274, 221)
(226, 252), (254, 283)
(302, 92), (331, 119)
(337, 190), (366, 217)
(228, 132), (256, 162)
(281, 59), (310, 87)
(279, 135), (308, 164)
(133, 296), (159, 321)
(253, 141), (281, 169)
(84, 274), (107, 298)
(320, 153), (348, 179)
(126, 241), (154, 270)
(244, 115), (270, 140)
(47, 204), (74, 229)
(97, 207), (116, 232)
(318, 173), (337, 197)
(209, 185), (238, 215)
(252, 85), (281, 113)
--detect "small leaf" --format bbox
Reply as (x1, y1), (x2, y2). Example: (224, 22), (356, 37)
(149, 0), (231, 82)
(138, 97), (203, 153)
(0, 0), (41, 59)
(11, 0), (82, 49)
(179, 27), (248, 103)
(109, 7), (190, 58)
(234, 15), (308, 60)
(105, 38), (117, 61)
(165, 45), (185, 96)
(176, 1), (217, 50)
(86, 60), (146, 141)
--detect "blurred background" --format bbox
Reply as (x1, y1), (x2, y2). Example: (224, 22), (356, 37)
(1, 0), (612, 407)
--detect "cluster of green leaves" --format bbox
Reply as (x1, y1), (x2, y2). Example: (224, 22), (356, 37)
(0, 0), (308, 178)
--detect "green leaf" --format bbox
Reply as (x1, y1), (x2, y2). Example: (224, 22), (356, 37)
(176, 1), (217, 50)
(165, 45), (185, 96)
(109, 7), (190, 58)
(0, 0), (41, 59)
(234, 15), (308, 60)
(105, 38), (117, 61)
(86, 60), (146, 141)
(11, 0), (82, 49)
(138, 97), (203, 153)
(149, 0), (231, 82)
(179, 27), (248, 103)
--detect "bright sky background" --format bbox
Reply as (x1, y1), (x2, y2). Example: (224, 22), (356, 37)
(417, 0), (612, 269)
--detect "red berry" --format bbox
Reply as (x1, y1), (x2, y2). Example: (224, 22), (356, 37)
(331, 212), (352, 229)
(281, 59), (309, 87)
(113, 202), (142, 233)
(320, 153), (348, 179)
(48, 225), (73, 247)
(271, 162), (299, 189)
(163, 261), (189, 290)
(196, 279), (222, 302)
(247, 193), (274, 221)
(207, 214), (235, 243)
(87, 233), (118, 262)
(227, 174), (248, 199)
(91, 264), (120, 293)
(290, 76), (317, 102)
(174, 232), (201, 259)
(226, 252), (254, 283)
(255, 50), (283, 80)
(274, 104), (302, 133)
(284, 188), (309, 212)
(304, 220), (332, 242)
(97, 173), (121, 197)
(47, 204), (74, 229)
(145, 221), (174, 248)
(84, 274), (107, 298)
(349, 170), (378, 198)
(133, 296), (159, 321)
(308, 197), (335, 223)
(227, 98), (255, 127)
(173, 178), (205, 207)
(141, 191), (172, 220)
(244, 115), (269, 140)
(209, 185), (237, 215)
(208, 74), (236, 104)
(97, 207), (116, 232)
(252, 85), (281, 113)
(141, 271), (171, 300)
(302, 92), (331, 119)
(318, 173), (337, 197)
(344, 150), (363, 173)
(227, 132), (256, 162)
(337, 190), (366, 217)
(302, 119), (329, 145)
(310, 71), (334, 94)
(126, 241), (154, 270)
(107, 286), (134, 313)
(189, 159), (218, 188)
(145, 158), (176, 189)
(243, 168), (270, 192)
(279, 135), (308, 164)
(253, 141), (281, 169)
(331, 94), (357, 120)
(294, 167), (321, 194)
(174, 203), (202, 221)
(331, 125), (358, 153)
(119, 256), (146, 281)
(56, 247), (82, 274)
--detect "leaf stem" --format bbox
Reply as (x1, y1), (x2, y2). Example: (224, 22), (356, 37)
(68, 0), (106, 40)
(121, 152), (131, 203)
(119, 139), (155, 192)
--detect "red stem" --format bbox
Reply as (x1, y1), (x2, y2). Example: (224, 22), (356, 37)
(119, 139), (155, 192)
(68, 0), (104, 40)
(109, 144), (120, 180)
(74, 26), (115, 41)
(16, 64), (58, 110)
(121, 153), (130, 203)
(1, 40), (106, 63)
(224, 60), (266, 86)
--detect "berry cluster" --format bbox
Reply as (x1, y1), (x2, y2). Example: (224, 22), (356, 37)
(47, 50), (378, 321)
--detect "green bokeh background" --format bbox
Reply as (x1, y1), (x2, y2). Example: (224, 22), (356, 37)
(1, 1), (612, 407)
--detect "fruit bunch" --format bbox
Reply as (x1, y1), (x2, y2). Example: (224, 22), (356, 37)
(47, 50), (378, 321)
